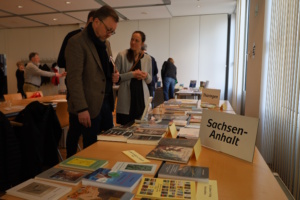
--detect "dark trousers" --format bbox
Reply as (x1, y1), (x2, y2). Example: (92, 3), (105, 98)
(66, 97), (113, 158)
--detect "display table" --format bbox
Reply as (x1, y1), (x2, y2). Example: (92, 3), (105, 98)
(0, 94), (66, 118)
(1, 99), (288, 200)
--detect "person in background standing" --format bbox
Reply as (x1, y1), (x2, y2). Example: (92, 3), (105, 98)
(142, 44), (158, 98)
(115, 31), (152, 125)
(15, 61), (25, 98)
(23, 52), (66, 94)
(161, 57), (177, 101)
(65, 5), (119, 158)
(57, 10), (96, 70)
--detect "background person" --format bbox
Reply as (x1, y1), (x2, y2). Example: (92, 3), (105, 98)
(115, 30), (152, 125)
(161, 57), (177, 101)
(15, 61), (25, 98)
(23, 52), (66, 94)
(142, 44), (158, 98)
(65, 5), (119, 158)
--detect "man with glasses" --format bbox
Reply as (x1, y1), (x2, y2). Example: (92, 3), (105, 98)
(65, 5), (119, 158)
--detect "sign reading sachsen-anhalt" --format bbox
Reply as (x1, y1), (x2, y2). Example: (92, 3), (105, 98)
(200, 110), (259, 162)
(206, 119), (248, 146)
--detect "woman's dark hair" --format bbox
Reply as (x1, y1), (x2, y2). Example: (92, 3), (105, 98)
(127, 31), (146, 63)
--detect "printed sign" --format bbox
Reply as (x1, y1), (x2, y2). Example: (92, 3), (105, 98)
(200, 110), (259, 162)
(201, 89), (221, 105)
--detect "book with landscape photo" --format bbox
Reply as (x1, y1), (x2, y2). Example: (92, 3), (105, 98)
(111, 162), (157, 175)
(127, 134), (163, 145)
(97, 128), (133, 142)
(146, 145), (194, 163)
(177, 128), (200, 139)
(67, 185), (134, 200)
(35, 167), (87, 186)
(59, 156), (108, 172)
(145, 138), (198, 163)
(135, 177), (196, 200)
(82, 168), (143, 192)
(158, 163), (209, 182)
(6, 179), (71, 200)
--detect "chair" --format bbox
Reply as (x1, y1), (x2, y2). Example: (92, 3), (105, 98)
(13, 101), (62, 182)
(4, 93), (22, 101)
(25, 91), (43, 99)
(55, 102), (81, 161)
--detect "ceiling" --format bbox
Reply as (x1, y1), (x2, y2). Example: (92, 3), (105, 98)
(0, 0), (236, 29)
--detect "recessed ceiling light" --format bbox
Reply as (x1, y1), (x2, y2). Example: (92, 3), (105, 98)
(53, 18), (58, 21)
(66, 1), (71, 4)
(17, 5), (23, 8)
(196, 5), (200, 8)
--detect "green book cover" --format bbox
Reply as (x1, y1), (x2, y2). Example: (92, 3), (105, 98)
(59, 156), (108, 171)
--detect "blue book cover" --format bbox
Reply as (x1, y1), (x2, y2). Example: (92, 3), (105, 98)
(82, 168), (143, 192)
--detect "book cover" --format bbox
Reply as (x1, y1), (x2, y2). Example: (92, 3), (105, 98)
(6, 179), (71, 200)
(97, 128), (133, 142)
(135, 177), (196, 200)
(127, 135), (162, 145)
(82, 168), (143, 192)
(159, 138), (198, 148)
(67, 185), (134, 200)
(59, 156), (108, 172)
(158, 163), (209, 182)
(146, 145), (194, 163)
(177, 128), (200, 139)
(35, 167), (87, 186)
(133, 128), (166, 137)
(138, 123), (169, 130)
(111, 162), (157, 175)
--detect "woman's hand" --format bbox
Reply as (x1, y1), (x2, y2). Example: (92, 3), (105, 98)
(112, 69), (119, 83)
(133, 69), (147, 80)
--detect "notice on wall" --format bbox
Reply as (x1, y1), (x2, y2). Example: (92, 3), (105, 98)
(201, 89), (221, 105)
(200, 110), (259, 162)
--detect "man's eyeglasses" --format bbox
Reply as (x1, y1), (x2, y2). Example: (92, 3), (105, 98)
(100, 19), (116, 35)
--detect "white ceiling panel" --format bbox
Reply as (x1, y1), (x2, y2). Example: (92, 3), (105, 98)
(117, 6), (171, 20)
(0, 16), (45, 28)
(168, 0), (236, 16)
(0, 0), (236, 29)
(0, 0), (54, 15)
(66, 11), (92, 23)
(34, 0), (102, 12)
(26, 13), (82, 26)
(102, 0), (166, 7)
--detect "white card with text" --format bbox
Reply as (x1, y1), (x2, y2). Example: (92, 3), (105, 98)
(201, 89), (221, 105)
(200, 110), (259, 162)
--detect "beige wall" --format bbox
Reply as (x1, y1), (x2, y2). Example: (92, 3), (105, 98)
(1, 15), (228, 98)
(0, 24), (79, 95)
(245, 0), (265, 118)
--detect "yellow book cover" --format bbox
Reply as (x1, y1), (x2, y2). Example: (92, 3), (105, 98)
(136, 177), (196, 200)
(196, 180), (218, 200)
(59, 156), (108, 171)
